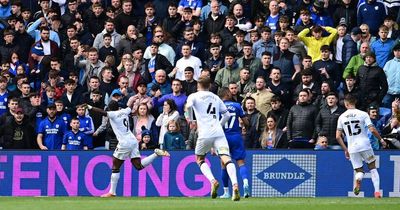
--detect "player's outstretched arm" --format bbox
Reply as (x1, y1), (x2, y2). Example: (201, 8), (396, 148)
(85, 104), (107, 117)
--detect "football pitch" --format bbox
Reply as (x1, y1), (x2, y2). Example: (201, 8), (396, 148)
(1, 197), (400, 210)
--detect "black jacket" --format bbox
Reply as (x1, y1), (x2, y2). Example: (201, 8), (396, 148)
(333, 4), (357, 30)
(61, 91), (82, 116)
(287, 102), (318, 140)
(356, 63), (388, 109)
(341, 34), (358, 67)
(203, 14), (226, 37)
(144, 54), (173, 75)
(315, 105), (346, 145)
(268, 108), (289, 130)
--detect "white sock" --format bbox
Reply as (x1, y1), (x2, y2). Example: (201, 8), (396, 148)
(355, 172), (364, 181)
(370, 169), (380, 193)
(223, 187), (229, 194)
(226, 162), (238, 186)
(141, 153), (158, 167)
(109, 172), (120, 195)
(200, 163), (215, 182)
(243, 179), (249, 187)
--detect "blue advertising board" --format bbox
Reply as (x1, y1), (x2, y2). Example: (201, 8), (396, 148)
(0, 150), (399, 197)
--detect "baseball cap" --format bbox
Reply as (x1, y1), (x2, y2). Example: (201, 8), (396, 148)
(351, 27), (362, 35)
(393, 43), (400, 51)
(111, 89), (122, 96)
(15, 107), (24, 114)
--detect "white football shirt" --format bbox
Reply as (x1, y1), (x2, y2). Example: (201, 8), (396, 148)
(107, 107), (136, 145)
(337, 108), (373, 153)
(186, 90), (227, 139)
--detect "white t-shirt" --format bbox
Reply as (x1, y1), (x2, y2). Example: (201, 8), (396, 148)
(175, 55), (202, 81)
(337, 108), (373, 153)
(107, 107), (136, 146)
(186, 91), (227, 139)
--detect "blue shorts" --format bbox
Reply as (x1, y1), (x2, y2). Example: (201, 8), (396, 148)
(225, 133), (246, 160)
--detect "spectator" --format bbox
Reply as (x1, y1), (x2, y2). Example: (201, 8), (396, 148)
(0, 107), (35, 149)
(127, 81), (153, 114)
(315, 92), (345, 148)
(253, 51), (272, 82)
(273, 37), (301, 83)
(113, 0), (137, 35)
(153, 79), (187, 115)
(204, 43), (224, 81)
(137, 2), (161, 46)
(117, 25), (146, 58)
(119, 59), (142, 93)
(253, 26), (276, 58)
(309, 0), (333, 26)
(99, 67), (118, 97)
(163, 2), (181, 36)
(268, 95), (289, 130)
(181, 67), (198, 96)
(383, 16), (400, 40)
(356, 52), (388, 110)
(232, 2), (252, 31)
(0, 29), (19, 64)
(75, 47), (105, 88)
(75, 104), (94, 149)
(155, 99), (179, 149)
(294, 9), (314, 33)
(172, 43), (202, 81)
(14, 18), (34, 63)
(265, 0), (280, 33)
(215, 52), (241, 90)
(219, 15), (239, 51)
(229, 30), (246, 58)
(359, 23), (377, 46)
(93, 18), (122, 50)
(86, 3), (107, 37)
(163, 119), (186, 150)
(286, 28), (307, 60)
(143, 30), (176, 66)
(371, 25), (396, 68)
(37, 103), (66, 150)
(367, 105), (387, 150)
(147, 69), (172, 97)
(236, 41), (261, 78)
(343, 42), (370, 79)
(202, 0), (225, 37)
(333, 0), (357, 29)
(339, 73), (360, 106)
(382, 43), (400, 108)
(287, 89), (318, 148)
(293, 69), (320, 104)
(260, 115), (288, 149)
(61, 79), (81, 115)
(357, 0), (387, 36)
(0, 75), (8, 116)
(98, 33), (118, 62)
(237, 68), (256, 100)
(139, 126), (157, 150)
(27, 17), (61, 46)
(88, 90), (106, 148)
(298, 25), (338, 62)
(113, 76), (135, 107)
(313, 45), (340, 89)
(267, 67), (291, 105)
(249, 76), (275, 117)
(243, 97), (266, 148)
(61, 117), (89, 150)
(314, 136), (328, 150)
(132, 103), (158, 144)
(342, 27), (362, 68)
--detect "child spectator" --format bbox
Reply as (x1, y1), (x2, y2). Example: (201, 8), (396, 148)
(98, 33), (118, 62)
(55, 100), (71, 129)
(62, 117), (89, 150)
(76, 104), (95, 149)
(140, 126), (157, 150)
(314, 136), (328, 150)
(163, 120), (185, 150)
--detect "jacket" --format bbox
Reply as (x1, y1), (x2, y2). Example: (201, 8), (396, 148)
(356, 63), (388, 108)
(341, 34), (358, 67)
(250, 89), (275, 116)
(215, 64), (241, 89)
(315, 106), (345, 145)
(370, 38), (395, 68)
(245, 109), (267, 148)
(0, 117), (35, 149)
(237, 80), (256, 99)
(93, 29), (122, 50)
(237, 56), (262, 78)
(164, 131), (186, 150)
(203, 13), (226, 37)
(343, 54), (364, 79)
(287, 102), (318, 140)
(117, 34), (147, 57)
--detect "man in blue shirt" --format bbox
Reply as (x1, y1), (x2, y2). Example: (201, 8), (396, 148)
(62, 118), (89, 150)
(218, 87), (251, 198)
(37, 103), (66, 150)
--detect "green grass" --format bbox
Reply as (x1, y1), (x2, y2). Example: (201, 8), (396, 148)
(1, 197), (400, 210)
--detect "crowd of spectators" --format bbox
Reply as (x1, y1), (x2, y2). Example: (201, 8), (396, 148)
(0, 0), (399, 151)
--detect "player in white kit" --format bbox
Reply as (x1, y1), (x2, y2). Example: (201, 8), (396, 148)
(336, 95), (387, 198)
(185, 76), (240, 201)
(86, 100), (170, 197)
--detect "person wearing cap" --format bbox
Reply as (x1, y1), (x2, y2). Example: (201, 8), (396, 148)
(382, 43), (400, 108)
(37, 103), (67, 150)
(0, 106), (35, 149)
(371, 25), (396, 68)
(357, 0), (387, 36)
(341, 27), (362, 67)
(356, 51), (388, 110)
(333, 0), (357, 30)
(310, 0), (333, 27)
(127, 81), (153, 114)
